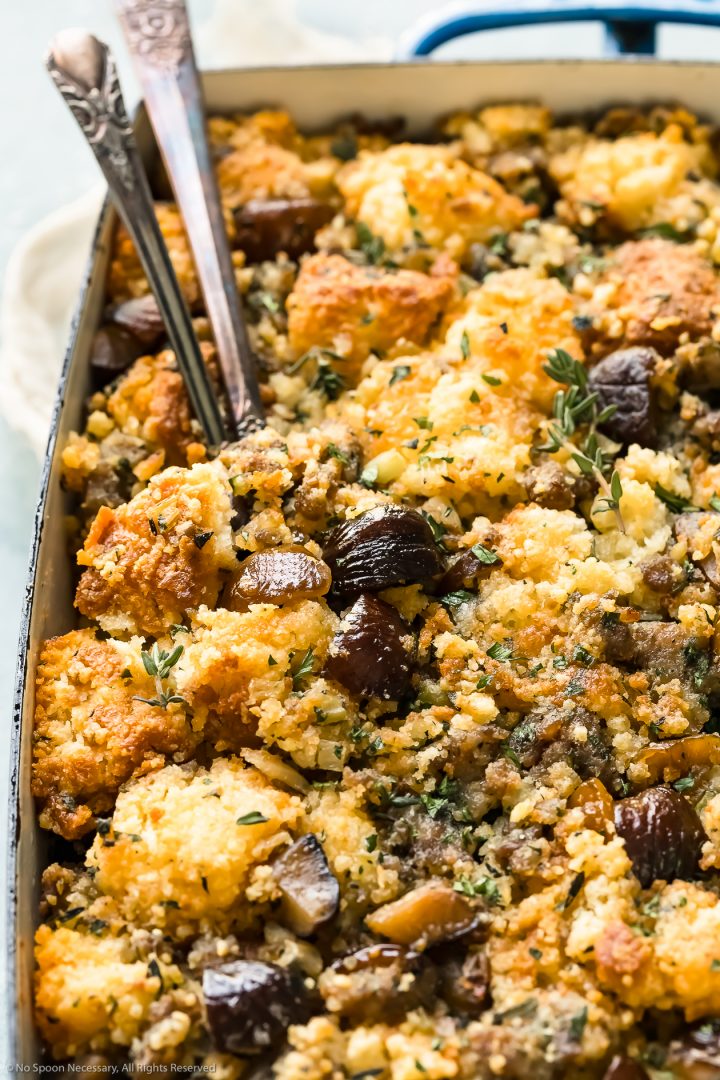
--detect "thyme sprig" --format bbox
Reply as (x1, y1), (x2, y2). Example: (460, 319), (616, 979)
(540, 349), (625, 532)
(134, 643), (186, 709)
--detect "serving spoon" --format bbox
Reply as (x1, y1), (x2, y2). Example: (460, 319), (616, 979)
(115, 0), (265, 439)
(46, 29), (226, 446)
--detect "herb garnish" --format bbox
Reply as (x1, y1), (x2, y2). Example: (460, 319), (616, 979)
(134, 643), (186, 710)
(389, 365), (411, 386)
(471, 543), (501, 565)
(454, 876), (500, 904)
(356, 221), (386, 265)
(654, 484), (698, 513)
(638, 222), (693, 242)
(569, 1007), (588, 1042)
(291, 646), (316, 689)
(237, 811), (269, 826)
(540, 348), (625, 532)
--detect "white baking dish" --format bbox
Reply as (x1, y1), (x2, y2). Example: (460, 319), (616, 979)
(10, 10), (720, 1061)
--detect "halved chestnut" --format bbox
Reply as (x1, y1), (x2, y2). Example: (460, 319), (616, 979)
(365, 881), (477, 947)
(109, 294), (166, 346)
(637, 734), (720, 785)
(89, 326), (145, 388)
(203, 959), (317, 1056)
(323, 505), (443, 597)
(588, 346), (658, 448)
(437, 546), (502, 594)
(614, 786), (707, 888)
(323, 594), (413, 699)
(233, 198), (335, 262)
(273, 835), (339, 937)
(320, 943), (436, 1023)
(226, 546), (332, 609)
(568, 778), (614, 834)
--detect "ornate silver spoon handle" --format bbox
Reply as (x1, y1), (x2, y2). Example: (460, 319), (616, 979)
(46, 29), (225, 447)
(115, 0), (265, 439)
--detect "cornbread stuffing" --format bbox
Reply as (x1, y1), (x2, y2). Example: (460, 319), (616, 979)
(33, 103), (720, 1078)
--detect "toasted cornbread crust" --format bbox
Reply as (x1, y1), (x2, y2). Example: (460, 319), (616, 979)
(35, 104), (720, 1077)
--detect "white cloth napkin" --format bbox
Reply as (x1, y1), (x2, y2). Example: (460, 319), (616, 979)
(0, 0), (390, 457)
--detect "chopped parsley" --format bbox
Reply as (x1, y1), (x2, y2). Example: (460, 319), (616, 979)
(291, 647), (316, 689)
(237, 811), (269, 826)
(356, 221), (386, 264)
(654, 483), (698, 513)
(389, 364), (411, 386)
(471, 543), (501, 565)
(487, 641), (514, 661)
(569, 1007), (588, 1042)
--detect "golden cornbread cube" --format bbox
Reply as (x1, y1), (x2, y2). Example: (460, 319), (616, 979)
(105, 350), (210, 467)
(32, 629), (199, 839)
(588, 238), (720, 355)
(549, 124), (718, 232)
(217, 142), (322, 207)
(337, 143), (535, 259)
(443, 267), (583, 409)
(208, 109), (303, 152)
(35, 925), (183, 1060)
(176, 600), (338, 745)
(213, 108), (339, 207)
(446, 103), (552, 149)
(87, 758), (304, 933)
(337, 349), (540, 513)
(286, 252), (457, 373)
(107, 203), (199, 305)
(306, 786), (400, 913)
(594, 882), (720, 1019)
(75, 461), (237, 638)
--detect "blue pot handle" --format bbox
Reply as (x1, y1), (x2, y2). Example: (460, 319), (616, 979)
(397, 0), (720, 57)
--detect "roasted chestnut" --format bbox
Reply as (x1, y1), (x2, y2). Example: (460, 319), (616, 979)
(320, 943), (436, 1023)
(637, 734), (720, 785)
(323, 594), (413, 699)
(89, 326), (145, 389)
(588, 347), (658, 448)
(601, 1056), (650, 1080)
(668, 1019), (720, 1080)
(614, 786), (708, 888)
(273, 834), (339, 937)
(568, 777), (614, 834)
(437, 546), (502, 594)
(109, 294), (166, 345)
(233, 198), (335, 262)
(203, 959), (317, 1056)
(365, 881), (477, 947)
(226, 547), (332, 609)
(323, 505), (443, 597)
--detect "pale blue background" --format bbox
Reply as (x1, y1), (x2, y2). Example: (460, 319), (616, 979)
(2, 0), (720, 1065)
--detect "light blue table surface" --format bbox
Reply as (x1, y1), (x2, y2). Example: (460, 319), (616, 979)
(2, 0), (720, 1066)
